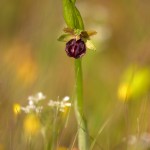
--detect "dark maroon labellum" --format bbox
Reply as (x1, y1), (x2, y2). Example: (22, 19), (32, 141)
(65, 39), (86, 59)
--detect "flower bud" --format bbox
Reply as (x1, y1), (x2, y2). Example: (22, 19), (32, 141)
(65, 39), (86, 59)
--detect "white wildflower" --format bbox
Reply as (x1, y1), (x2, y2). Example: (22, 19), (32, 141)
(63, 102), (71, 107)
(37, 92), (46, 99)
(28, 92), (46, 103)
(35, 106), (43, 113)
(21, 104), (43, 114)
(29, 100), (34, 106)
(63, 96), (70, 101)
(20, 93), (71, 114)
(21, 92), (45, 114)
(48, 96), (71, 112)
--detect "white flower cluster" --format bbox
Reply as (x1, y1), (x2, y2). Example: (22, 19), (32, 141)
(21, 92), (71, 113)
(28, 92), (46, 103)
(21, 92), (45, 113)
(48, 96), (71, 112)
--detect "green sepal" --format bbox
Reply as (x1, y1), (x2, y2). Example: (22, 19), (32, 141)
(84, 39), (96, 51)
(62, 0), (84, 30)
(57, 34), (74, 42)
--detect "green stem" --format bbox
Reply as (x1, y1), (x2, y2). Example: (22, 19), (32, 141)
(61, 0), (89, 149)
(74, 59), (89, 150)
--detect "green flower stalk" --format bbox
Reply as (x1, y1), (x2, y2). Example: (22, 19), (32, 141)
(59, 0), (96, 149)
(74, 59), (89, 150)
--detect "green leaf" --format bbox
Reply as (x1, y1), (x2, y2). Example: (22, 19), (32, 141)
(62, 0), (84, 30)
(85, 40), (96, 51)
(57, 34), (73, 42)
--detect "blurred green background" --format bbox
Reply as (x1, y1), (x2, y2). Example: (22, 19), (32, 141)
(0, 0), (150, 149)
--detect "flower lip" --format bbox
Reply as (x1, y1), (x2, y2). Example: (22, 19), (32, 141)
(65, 38), (86, 59)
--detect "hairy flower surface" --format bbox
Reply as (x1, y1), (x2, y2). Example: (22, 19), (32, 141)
(65, 39), (86, 59)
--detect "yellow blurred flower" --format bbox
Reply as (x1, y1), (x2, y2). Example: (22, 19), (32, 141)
(118, 65), (150, 101)
(16, 60), (37, 85)
(23, 114), (41, 136)
(2, 39), (38, 85)
(13, 103), (21, 115)
(118, 83), (130, 101)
